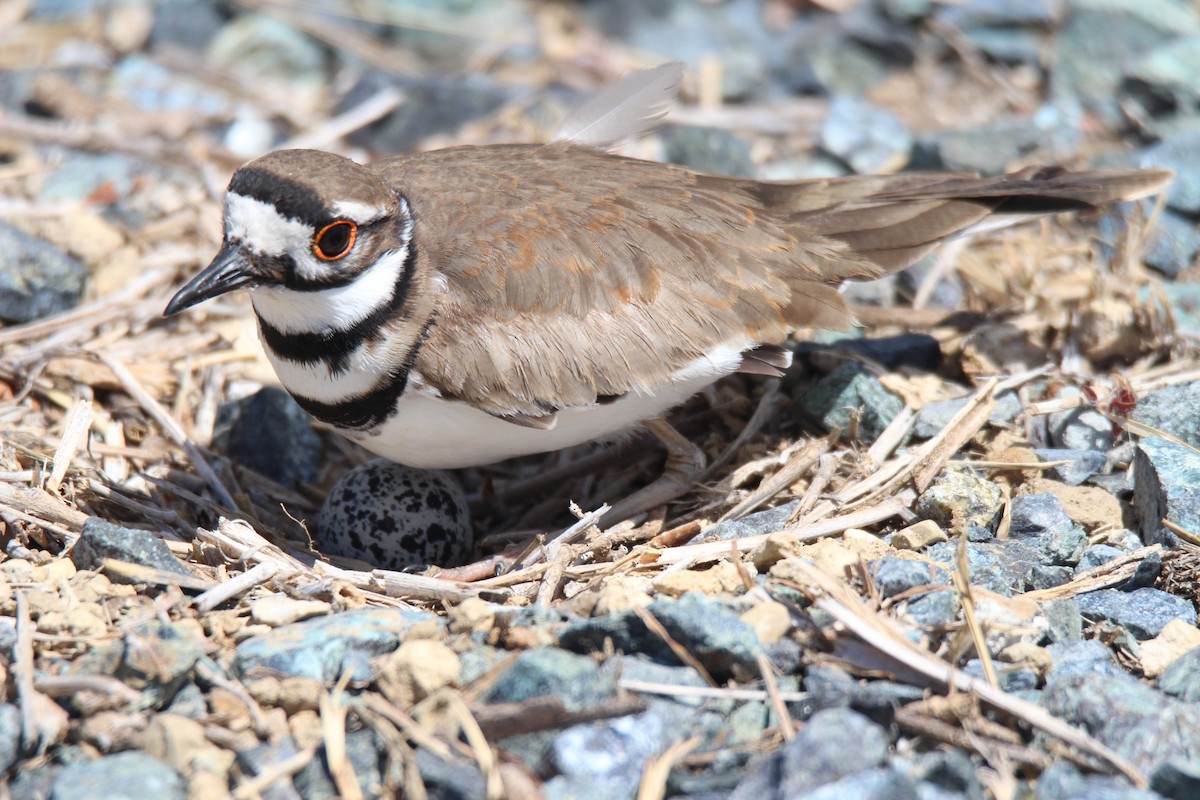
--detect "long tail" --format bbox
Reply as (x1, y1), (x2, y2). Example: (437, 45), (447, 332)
(757, 165), (1173, 277)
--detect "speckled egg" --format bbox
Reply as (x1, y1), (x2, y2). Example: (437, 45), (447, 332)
(316, 459), (473, 570)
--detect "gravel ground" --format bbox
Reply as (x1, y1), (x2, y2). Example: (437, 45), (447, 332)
(1, 1), (1200, 798)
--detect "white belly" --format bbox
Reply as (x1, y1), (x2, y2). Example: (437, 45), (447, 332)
(341, 370), (725, 468)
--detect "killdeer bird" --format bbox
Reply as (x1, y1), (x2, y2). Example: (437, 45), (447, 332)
(165, 65), (1170, 524)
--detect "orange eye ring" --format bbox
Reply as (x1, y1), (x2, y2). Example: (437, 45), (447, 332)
(312, 220), (358, 261)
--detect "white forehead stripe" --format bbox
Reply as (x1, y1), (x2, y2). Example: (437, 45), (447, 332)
(249, 245), (409, 334)
(225, 192), (311, 257)
(331, 198), (389, 225)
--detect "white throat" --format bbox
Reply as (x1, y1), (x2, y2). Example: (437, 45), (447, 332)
(250, 246), (408, 334)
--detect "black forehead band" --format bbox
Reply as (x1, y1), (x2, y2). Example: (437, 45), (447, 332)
(228, 167), (331, 230)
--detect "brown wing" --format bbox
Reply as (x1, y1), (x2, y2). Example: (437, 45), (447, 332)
(372, 143), (1168, 419)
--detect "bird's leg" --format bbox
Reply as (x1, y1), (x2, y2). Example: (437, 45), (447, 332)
(600, 418), (706, 526)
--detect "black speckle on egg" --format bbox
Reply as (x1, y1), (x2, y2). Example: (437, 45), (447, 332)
(316, 459), (472, 570)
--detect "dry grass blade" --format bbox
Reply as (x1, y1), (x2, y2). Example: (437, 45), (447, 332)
(321, 668), (363, 800)
(619, 678), (809, 703)
(232, 744), (319, 800)
(757, 652), (794, 740)
(193, 561), (281, 612)
(14, 591), (38, 753)
(1022, 545), (1163, 602)
(632, 605), (718, 687)
(375, 569), (511, 603)
(910, 379), (997, 492)
(788, 559), (1147, 786)
(470, 695), (648, 739)
(45, 388), (92, 495)
(720, 434), (830, 522)
(637, 735), (703, 800)
(954, 535), (998, 688)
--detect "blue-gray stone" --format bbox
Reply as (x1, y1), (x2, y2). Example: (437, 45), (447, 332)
(915, 392), (1022, 440)
(345, 73), (515, 153)
(895, 750), (985, 800)
(1142, 130), (1200, 215)
(916, 114), (1079, 175)
(218, 388), (321, 489)
(803, 666), (926, 726)
(1046, 638), (1124, 677)
(236, 738), (302, 800)
(1033, 448), (1109, 486)
(71, 518), (198, 582)
(1048, 403), (1114, 452)
(1043, 598), (1084, 642)
(731, 708), (890, 799)
(559, 593), (763, 681)
(1076, 587), (1197, 639)
(616, 656), (709, 706)
(1128, 35), (1200, 107)
(0, 222), (87, 325)
(905, 589), (960, 628)
(1157, 647), (1200, 702)
(1042, 670), (1200, 772)
(207, 14), (326, 89)
(1029, 565), (1074, 590)
(795, 333), (944, 373)
(149, 0), (226, 52)
(234, 606), (437, 683)
(705, 500), (799, 542)
(49, 752), (185, 800)
(0, 704), (18, 774)
(927, 538), (1040, 596)
(1054, 0), (1199, 124)
(110, 55), (231, 116)
(1008, 493), (1087, 566)
(294, 728), (385, 800)
(1142, 284), (1200, 340)
(938, 0), (1062, 27)
(798, 363), (905, 444)
(1133, 437), (1200, 545)
(1077, 544), (1126, 573)
(1151, 757), (1200, 800)
(1037, 760), (1165, 800)
(413, 748), (486, 800)
(799, 767), (920, 800)
(483, 647), (612, 710)
(1142, 209), (1200, 278)
(664, 126), (755, 178)
(965, 659), (1039, 692)
(1133, 382), (1200, 448)
(819, 97), (913, 174)
(869, 558), (949, 598)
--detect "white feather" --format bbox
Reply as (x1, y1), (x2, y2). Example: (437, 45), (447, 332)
(554, 63), (683, 150)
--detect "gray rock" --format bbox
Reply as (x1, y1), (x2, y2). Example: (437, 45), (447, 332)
(705, 500), (800, 542)
(49, 752), (185, 800)
(732, 708), (890, 799)
(317, 459), (472, 570)
(236, 738), (302, 800)
(796, 333), (944, 373)
(1142, 130), (1200, 215)
(1037, 761), (1164, 800)
(1076, 588), (1197, 639)
(916, 469), (1003, 533)
(915, 392), (1022, 439)
(1133, 437), (1200, 545)
(782, 22), (891, 97)
(937, 0), (1063, 28)
(1158, 647), (1200, 701)
(484, 647), (613, 710)
(234, 606), (437, 683)
(1029, 565), (1074, 589)
(218, 388), (321, 489)
(414, 748), (486, 800)
(798, 363), (906, 444)
(663, 126), (755, 178)
(110, 55), (231, 117)
(0, 704), (19, 774)
(1008, 493), (1087, 566)
(966, 658), (1039, 692)
(926, 538), (1039, 596)
(1046, 638), (1124, 677)
(294, 728), (385, 800)
(559, 594), (763, 681)
(1033, 448), (1109, 486)
(149, 0), (226, 52)
(1151, 757), (1200, 800)
(1133, 382), (1200, 448)
(803, 665), (925, 725)
(71, 518), (198, 582)
(1048, 402), (1115, 452)
(896, 750), (985, 800)
(961, 26), (1046, 63)
(207, 14), (326, 92)
(919, 116), (1077, 174)
(1043, 598), (1084, 642)
(819, 97), (913, 174)
(1141, 283), (1200, 340)
(1042, 670), (1200, 772)
(799, 767), (920, 800)
(869, 558), (949, 598)
(1077, 545), (1126, 573)
(1142, 209), (1200, 278)
(1053, 0), (1200, 123)
(905, 589), (960, 627)
(0, 222), (87, 324)
(345, 73), (515, 153)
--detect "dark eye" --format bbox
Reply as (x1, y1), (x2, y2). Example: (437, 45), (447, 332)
(313, 220), (357, 261)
